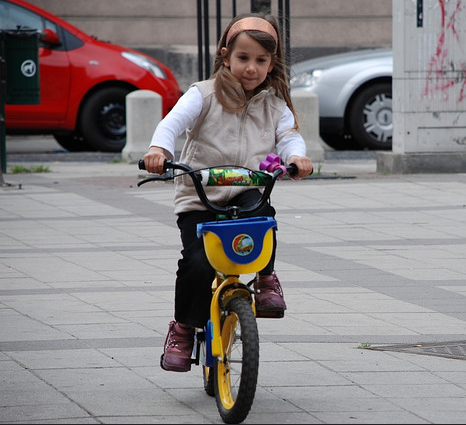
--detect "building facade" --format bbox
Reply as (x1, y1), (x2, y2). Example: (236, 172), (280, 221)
(26, 0), (392, 90)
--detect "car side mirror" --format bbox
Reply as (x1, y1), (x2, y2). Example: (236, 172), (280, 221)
(40, 28), (61, 46)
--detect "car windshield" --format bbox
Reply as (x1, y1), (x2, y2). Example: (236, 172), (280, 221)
(0, 1), (43, 31)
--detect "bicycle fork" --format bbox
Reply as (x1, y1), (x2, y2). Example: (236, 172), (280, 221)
(193, 274), (256, 367)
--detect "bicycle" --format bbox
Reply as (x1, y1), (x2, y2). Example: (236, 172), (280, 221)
(138, 154), (297, 424)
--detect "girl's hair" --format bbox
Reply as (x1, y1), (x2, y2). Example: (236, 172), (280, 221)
(211, 13), (299, 130)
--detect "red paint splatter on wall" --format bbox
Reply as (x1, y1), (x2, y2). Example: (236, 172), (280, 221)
(424, 0), (466, 102)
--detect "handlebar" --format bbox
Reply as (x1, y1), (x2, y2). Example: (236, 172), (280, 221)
(137, 159), (298, 219)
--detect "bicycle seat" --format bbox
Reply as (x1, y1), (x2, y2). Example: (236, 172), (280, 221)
(197, 216), (277, 275)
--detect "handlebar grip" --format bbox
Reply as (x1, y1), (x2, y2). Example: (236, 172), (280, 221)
(288, 163), (298, 177)
(138, 159), (173, 172)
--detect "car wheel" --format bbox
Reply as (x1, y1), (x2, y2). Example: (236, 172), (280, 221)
(79, 87), (131, 152)
(347, 82), (392, 150)
(53, 132), (93, 152)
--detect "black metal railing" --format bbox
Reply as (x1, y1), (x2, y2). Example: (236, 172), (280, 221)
(197, 0), (290, 81)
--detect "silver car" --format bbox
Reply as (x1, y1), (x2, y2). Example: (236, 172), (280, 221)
(290, 48), (393, 150)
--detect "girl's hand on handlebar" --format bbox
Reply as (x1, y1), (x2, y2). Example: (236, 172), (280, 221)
(143, 146), (168, 174)
(288, 155), (314, 180)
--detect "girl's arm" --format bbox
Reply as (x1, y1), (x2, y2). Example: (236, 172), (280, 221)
(144, 86), (203, 174)
(276, 106), (314, 179)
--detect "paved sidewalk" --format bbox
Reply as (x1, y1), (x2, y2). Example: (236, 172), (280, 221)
(1, 154), (466, 424)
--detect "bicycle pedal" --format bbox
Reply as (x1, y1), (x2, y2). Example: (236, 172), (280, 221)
(255, 310), (285, 319)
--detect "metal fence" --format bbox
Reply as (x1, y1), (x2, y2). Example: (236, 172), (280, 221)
(196, 0), (290, 80)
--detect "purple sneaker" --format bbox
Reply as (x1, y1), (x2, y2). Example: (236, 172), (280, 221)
(161, 321), (194, 372)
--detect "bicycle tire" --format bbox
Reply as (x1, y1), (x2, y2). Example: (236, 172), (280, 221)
(203, 366), (215, 397)
(214, 297), (259, 424)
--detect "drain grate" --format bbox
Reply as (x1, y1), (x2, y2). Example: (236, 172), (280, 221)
(367, 341), (466, 360)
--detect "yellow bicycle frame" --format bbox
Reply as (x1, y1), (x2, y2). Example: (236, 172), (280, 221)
(199, 217), (276, 361)
(209, 274), (255, 359)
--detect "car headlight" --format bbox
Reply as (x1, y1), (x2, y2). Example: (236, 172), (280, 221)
(290, 69), (323, 89)
(122, 52), (168, 80)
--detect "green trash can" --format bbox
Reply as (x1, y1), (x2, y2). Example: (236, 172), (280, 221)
(0, 28), (40, 105)
(0, 28), (40, 173)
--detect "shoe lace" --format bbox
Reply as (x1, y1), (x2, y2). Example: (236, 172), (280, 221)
(165, 321), (179, 349)
(272, 274), (284, 297)
(257, 273), (283, 297)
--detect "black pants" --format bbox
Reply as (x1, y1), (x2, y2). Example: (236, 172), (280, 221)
(174, 189), (276, 328)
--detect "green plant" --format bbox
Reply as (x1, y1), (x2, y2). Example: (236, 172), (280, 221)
(10, 165), (50, 174)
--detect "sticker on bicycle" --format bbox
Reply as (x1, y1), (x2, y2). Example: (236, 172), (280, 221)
(201, 168), (271, 186)
(232, 234), (254, 256)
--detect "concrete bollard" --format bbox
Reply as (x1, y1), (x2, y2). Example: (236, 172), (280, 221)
(122, 90), (162, 164)
(122, 89), (325, 165)
(291, 90), (326, 163)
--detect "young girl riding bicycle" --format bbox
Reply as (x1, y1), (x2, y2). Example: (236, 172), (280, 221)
(143, 12), (314, 372)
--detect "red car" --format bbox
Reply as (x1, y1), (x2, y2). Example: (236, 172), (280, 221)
(1, 0), (181, 152)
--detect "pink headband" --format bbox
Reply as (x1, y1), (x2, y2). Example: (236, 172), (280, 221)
(225, 17), (278, 46)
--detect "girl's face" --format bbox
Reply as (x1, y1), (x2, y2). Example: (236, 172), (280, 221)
(222, 32), (275, 98)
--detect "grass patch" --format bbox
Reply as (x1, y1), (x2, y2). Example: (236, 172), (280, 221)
(10, 165), (50, 174)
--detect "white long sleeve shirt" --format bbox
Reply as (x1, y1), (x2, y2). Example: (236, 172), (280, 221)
(149, 84), (306, 164)
(149, 80), (307, 214)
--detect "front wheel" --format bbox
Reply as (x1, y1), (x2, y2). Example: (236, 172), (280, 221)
(347, 82), (392, 150)
(214, 297), (259, 424)
(79, 87), (132, 152)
